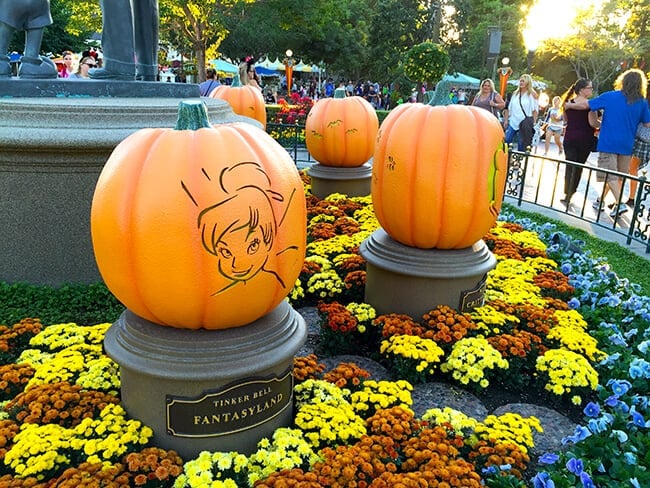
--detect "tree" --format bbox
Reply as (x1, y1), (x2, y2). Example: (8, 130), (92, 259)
(403, 42), (450, 99)
(158, 0), (254, 83)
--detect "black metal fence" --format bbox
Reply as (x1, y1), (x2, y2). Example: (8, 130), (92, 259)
(266, 122), (314, 166)
(506, 149), (650, 253)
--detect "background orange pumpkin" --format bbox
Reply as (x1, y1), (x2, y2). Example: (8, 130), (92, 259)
(209, 74), (267, 128)
(305, 93), (378, 167)
(371, 104), (507, 250)
(91, 101), (306, 330)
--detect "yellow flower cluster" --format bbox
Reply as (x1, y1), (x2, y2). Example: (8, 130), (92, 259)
(440, 337), (509, 388)
(422, 407), (478, 435)
(491, 223), (547, 251)
(288, 278), (305, 302)
(380, 335), (445, 374)
(474, 413), (543, 454)
(5, 403), (152, 478)
(294, 379), (349, 408)
(345, 302), (376, 333)
(27, 322), (110, 351)
(305, 269), (345, 298)
(484, 259), (548, 307)
(547, 325), (605, 362)
(470, 304), (519, 335)
(294, 400), (367, 447)
(349, 380), (413, 417)
(174, 450), (248, 488)
(536, 349), (599, 398)
(247, 427), (320, 485)
(307, 233), (367, 259)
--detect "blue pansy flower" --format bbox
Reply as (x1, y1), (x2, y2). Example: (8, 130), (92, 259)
(566, 457), (584, 475)
(623, 452), (637, 464)
(630, 478), (641, 488)
(532, 472), (556, 488)
(567, 297), (580, 309)
(583, 402), (600, 417)
(611, 429), (628, 442)
(538, 452), (560, 465)
(608, 379), (632, 396)
(580, 471), (595, 488)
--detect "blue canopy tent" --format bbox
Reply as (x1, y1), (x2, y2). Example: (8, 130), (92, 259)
(440, 72), (481, 90)
(255, 66), (279, 77)
(209, 59), (238, 74)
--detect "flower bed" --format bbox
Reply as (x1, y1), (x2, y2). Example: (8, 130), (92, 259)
(0, 177), (648, 487)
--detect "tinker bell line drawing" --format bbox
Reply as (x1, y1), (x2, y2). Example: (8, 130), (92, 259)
(181, 161), (298, 295)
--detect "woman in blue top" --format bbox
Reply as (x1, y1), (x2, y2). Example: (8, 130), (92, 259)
(570, 69), (650, 217)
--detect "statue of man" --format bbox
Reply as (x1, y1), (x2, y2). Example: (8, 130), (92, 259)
(90, 0), (159, 81)
(0, 0), (58, 78)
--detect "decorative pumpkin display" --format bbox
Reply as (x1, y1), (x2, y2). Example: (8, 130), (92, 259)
(209, 74), (267, 128)
(305, 92), (379, 167)
(91, 101), (306, 330)
(371, 104), (507, 250)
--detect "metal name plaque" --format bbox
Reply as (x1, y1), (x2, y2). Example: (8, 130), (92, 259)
(459, 274), (488, 312)
(166, 371), (293, 438)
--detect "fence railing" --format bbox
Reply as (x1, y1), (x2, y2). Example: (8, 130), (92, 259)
(506, 148), (650, 253)
(264, 122), (650, 253)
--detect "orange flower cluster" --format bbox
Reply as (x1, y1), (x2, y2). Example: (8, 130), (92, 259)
(343, 270), (367, 297)
(375, 314), (424, 339)
(323, 362), (371, 391)
(0, 318), (43, 361)
(533, 270), (575, 300)
(123, 447), (184, 486)
(254, 468), (322, 487)
(0, 474), (49, 487)
(48, 462), (130, 487)
(366, 406), (426, 442)
(293, 354), (326, 382)
(0, 363), (35, 402)
(421, 305), (477, 346)
(483, 230), (547, 261)
(0, 419), (19, 461)
(488, 300), (558, 336)
(467, 440), (530, 479)
(335, 255), (366, 274)
(317, 302), (357, 334)
(312, 435), (399, 487)
(5, 381), (119, 427)
(487, 330), (546, 359)
(309, 222), (338, 241)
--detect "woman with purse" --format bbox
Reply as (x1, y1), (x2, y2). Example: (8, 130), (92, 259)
(472, 79), (506, 119)
(504, 74), (539, 151)
(560, 78), (599, 207)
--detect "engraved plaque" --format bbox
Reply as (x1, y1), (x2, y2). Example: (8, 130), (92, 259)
(166, 370), (293, 437)
(459, 274), (488, 312)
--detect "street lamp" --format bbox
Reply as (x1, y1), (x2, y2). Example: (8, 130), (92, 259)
(283, 49), (294, 96)
(498, 57), (512, 98)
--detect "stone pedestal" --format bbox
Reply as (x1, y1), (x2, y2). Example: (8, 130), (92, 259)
(104, 300), (306, 460)
(0, 97), (254, 286)
(307, 162), (372, 199)
(360, 229), (496, 317)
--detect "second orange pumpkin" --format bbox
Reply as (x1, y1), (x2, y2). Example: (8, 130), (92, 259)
(305, 94), (379, 167)
(209, 74), (267, 128)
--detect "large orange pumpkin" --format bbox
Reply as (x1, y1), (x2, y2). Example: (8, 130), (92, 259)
(91, 101), (306, 330)
(305, 92), (378, 167)
(209, 74), (267, 128)
(372, 104), (507, 250)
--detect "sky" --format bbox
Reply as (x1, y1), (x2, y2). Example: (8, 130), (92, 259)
(522, 0), (605, 50)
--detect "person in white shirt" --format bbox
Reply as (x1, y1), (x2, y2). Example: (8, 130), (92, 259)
(504, 74), (539, 151)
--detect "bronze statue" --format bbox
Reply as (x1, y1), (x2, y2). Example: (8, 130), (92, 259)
(0, 0), (58, 78)
(90, 0), (159, 81)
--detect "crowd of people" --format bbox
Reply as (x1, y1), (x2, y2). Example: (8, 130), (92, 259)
(470, 69), (650, 219)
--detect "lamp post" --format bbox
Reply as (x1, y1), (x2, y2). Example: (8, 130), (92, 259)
(498, 57), (512, 99)
(283, 49), (294, 96)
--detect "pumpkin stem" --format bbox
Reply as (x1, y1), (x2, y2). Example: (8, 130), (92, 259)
(175, 100), (212, 130)
(231, 73), (243, 87)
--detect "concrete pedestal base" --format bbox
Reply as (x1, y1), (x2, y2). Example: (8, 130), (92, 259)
(360, 229), (496, 317)
(307, 162), (372, 199)
(104, 300), (306, 460)
(0, 97), (254, 285)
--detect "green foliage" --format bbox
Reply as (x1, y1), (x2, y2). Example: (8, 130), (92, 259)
(0, 282), (124, 327)
(403, 42), (450, 84)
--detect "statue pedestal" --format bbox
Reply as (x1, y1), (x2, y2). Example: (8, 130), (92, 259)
(360, 229), (496, 317)
(0, 97), (254, 285)
(307, 162), (372, 199)
(104, 300), (306, 460)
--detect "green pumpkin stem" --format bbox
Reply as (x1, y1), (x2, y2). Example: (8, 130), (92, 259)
(175, 100), (212, 130)
(231, 73), (243, 87)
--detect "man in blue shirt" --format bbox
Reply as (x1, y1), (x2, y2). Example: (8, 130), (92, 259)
(572, 69), (650, 217)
